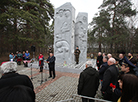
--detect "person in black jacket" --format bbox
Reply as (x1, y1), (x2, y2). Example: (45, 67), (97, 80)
(78, 61), (99, 102)
(96, 52), (103, 70)
(101, 58), (119, 101)
(47, 52), (56, 79)
(99, 56), (108, 85)
(0, 61), (34, 90)
(0, 85), (35, 102)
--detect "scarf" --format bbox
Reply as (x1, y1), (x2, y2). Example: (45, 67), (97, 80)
(39, 55), (43, 66)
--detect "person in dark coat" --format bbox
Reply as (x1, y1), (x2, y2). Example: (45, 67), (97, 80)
(0, 85), (35, 102)
(99, 56), (108, 85)
(38, 53), (44, 72)
(128, 52), (134, 63)
(0, 61), (34, 90)
(113, 62), (137, 102)
(78, 61), (99, 102)
(47, 53), (56, 79)
(74, 46), (81, 64)
(96, 52), (103, 70)
(47, 47), (53, 56)
(119, 53), (136, 71)
(101, 58), (119, 101)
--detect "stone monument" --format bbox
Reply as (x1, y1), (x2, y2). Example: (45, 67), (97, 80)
(54, 2), (75, 64)
(75, 13), (88, 63)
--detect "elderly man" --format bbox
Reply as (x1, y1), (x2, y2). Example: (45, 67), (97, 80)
(78, 61), (99, 102)
(47, 52), (56, 79)
(101, 58), (119, 101)
(107, 53), (112, 59)
(96, 52), (103, 70)
(0, 61), (34, 90)
(99, 56), (109, 85)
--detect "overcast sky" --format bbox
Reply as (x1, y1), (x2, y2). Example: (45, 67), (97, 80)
(50, 0), (103, 23)
(50, 0), (138, 26)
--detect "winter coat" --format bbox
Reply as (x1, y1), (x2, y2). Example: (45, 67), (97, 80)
(38, 55), (44, 66)
(47, 56), (56, 70)
(99, 62), (109, 80)
(96, 55), (103, 68)
(78, 67), (99, 97)
(74, 49), (81, 57)
(0, 73), (34, 90)
(101, 64), (119, 94)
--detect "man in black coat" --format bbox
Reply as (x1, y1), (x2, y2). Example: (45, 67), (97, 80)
(0, 61), (34, 90)
(96, 52), (103, 70)
(101, 58), (119, 101)
(128, 52), (134, 63)
(47, 52), (56, 79)
(78, 61), (99, 102)
(99, 56), (108, 85)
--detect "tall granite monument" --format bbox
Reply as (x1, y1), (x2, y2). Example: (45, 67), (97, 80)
(54, 3), (75, 64)
(75, 13), (88, 63)
(54, 2), (88, 65)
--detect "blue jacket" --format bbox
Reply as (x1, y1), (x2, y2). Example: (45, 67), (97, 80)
(25, 53), (30, 60)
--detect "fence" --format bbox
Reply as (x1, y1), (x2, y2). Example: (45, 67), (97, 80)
(57, 94), (112, 102)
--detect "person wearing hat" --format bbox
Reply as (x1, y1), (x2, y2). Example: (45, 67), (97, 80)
(47, 47), (53, 56)
(121, 62), (135, 75)
(74, 46), (81, 64)
(0, 61), (34, 90)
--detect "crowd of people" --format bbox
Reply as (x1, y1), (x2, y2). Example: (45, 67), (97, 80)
(9, 50), (30, 65)
(4, 49), (138, 102)
(78, 52), (138, 102)
(0, 48), (56, 102)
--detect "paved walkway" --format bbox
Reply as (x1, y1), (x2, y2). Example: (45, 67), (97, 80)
(0, 59), (102, 102)
(16, 65), (80, 102)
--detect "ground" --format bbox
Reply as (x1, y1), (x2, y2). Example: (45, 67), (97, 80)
(0, 62), (102, 102)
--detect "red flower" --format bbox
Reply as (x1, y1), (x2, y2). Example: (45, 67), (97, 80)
(110, 83), (116, 88)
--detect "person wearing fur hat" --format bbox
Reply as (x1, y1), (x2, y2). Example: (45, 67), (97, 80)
(0, 61), (34, 90)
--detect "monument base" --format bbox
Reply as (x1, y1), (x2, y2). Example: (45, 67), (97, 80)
(29, 59), (97, 74)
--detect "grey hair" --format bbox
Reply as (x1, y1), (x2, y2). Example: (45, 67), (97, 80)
(98, 52), (102, 56)
(107, 54), (112, 57)
(0, 61), (17, 74)
(86, 61), (92, 67)
(108, 58), (116, 64)
(103, 56), (108, 60)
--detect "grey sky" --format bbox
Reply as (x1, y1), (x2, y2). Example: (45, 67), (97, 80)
(50, 0), (103, 23)
(50, 0), (138, 27)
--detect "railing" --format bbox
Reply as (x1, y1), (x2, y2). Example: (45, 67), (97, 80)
(57, 94), (112, 102)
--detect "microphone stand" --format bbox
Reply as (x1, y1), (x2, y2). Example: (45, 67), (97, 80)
(40, 71), (43, 84)
(30, 63), (33, 80)
(44, 62), (48, 81)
